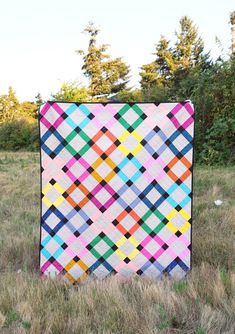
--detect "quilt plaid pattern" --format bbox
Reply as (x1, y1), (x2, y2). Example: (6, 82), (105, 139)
(39, 102), (194, 283)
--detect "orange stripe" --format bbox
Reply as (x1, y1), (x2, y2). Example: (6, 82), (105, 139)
(117, 224), (127, 235)
(92, 130), (103, 142)
(130, 210), (140, 222)
(167, 156), (178, 168)
(129, 223), (140, 234)
(167, 170), (178, 182)
(117, 210), (128, 222)
(92, 143), (103, 156)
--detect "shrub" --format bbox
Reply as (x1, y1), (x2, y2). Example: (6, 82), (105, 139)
(0, 119), (39, 151)
(198, 116), (235, 165)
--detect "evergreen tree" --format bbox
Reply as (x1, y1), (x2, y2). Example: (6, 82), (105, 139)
(154, 36), (176, 84)
(77, 22), (130, 98)
(230, 11), (235, 54)
(35, 93), (44, 107)
(140, 36), (175, 90)
(0, 87), (20, 123)
(174, 16), (210, 77)
(140, 63), (159, 90)
(139, 16), (210, 90)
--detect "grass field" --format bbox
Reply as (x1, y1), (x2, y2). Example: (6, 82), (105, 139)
(0, 152), (234, 334)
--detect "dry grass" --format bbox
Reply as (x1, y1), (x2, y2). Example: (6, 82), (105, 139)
(0, 152), (234, 334)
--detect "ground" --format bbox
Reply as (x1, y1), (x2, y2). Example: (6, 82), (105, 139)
(0, 152), (234, 334)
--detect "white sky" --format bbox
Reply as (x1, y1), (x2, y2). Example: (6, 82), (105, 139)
(0, 0), (234, 102)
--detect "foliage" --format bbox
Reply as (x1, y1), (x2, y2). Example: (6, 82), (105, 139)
(199, 116), (235, 165)
(77, 22), (130, 98)
(167, 59), (235, 165)
(0, 153), (234, 333)
(0, 87), (38, 124)
(230, 11), (235, 25)
(139, 15), (234, 165)
(141, 85), (169, 102)
(115, 89), (143, 102)
(140, 16), (210, 90)
(52, 81), (90, 102)
(0, 15), (234, 165)
(0, 87), (21, 123)
(20, 101), (38, 120)
(0, 119), (39, 151)
(35, 93), (44, 108)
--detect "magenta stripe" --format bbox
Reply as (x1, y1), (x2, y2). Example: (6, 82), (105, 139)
(182, 116), (193, 129)
(41, 260), (51, 272)
(104, 183), (116, 196)
(66, 157), (77, 169)
(40, 102), (51, 116)
(90, 197), (102, 209)
(41, 117), (52, 129)
(153, 248), (164, 259)
(79, 157), (90, 169)
(171, 117), (181, 129)
(153, 234), (164, 247)
(53, 260), (64, 272)
(141, 248), (152, 260)
(170, 103), (183, 116)
(53, 116), (64, 129)
(52, 102), (64, 116)
(91, 184), (103, 195)
(141, 235), (152, 247)
(66, 170), (77, 182)
(104, 197), (115, 209)
(184, 102), (194, 116)
(41, 259), (63, 273)
(79, 171), (90, 182)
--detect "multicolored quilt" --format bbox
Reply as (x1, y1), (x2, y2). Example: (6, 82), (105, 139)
(39, 102), (194, 283)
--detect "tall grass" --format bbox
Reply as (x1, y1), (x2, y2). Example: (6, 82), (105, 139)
(0, 152), (234, 333)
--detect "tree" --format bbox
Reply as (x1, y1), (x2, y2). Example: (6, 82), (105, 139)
(0, 87), (20, 123)
(77, 23), (130, 98)
(230, 11), (235, 54)
(174, 16), (210, 78)
(115, 89), (143, 102)
(140, 36), (175, 90)
(139, 16), (210, 91)
(154, 36), (176, 84)
(20, 101), (38, 120)
(35, 93), (44, 107)
(52, 81), (90, 102)
(230, 11), (235, 25)
(140, 63), (159, 90)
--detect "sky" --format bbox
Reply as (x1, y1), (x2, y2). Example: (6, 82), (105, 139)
(0, 0), (234, 102)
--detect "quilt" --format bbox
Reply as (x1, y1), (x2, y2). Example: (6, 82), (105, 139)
(39, 102), (194, 283)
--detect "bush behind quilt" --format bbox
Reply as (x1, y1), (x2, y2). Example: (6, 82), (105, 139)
(39, 102), (194, 283)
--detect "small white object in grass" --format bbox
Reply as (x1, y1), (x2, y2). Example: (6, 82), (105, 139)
(17, 269), (22, 274)
(214, 200), (223, 206)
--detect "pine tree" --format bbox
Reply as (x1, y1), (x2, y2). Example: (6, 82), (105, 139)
(174, 17), (210, 76)
(230, 11), (235, 54)
(0, 87), (20, 123)
(230, 11), (235, 25)
(35, 93), (44, 107)
(140, 63), (159, 90)
(140, 36), (175, 90)
(139, 17), (210, 90)
(77, 23), (130, 98)
(172, 16), (211, 87)
(154, 36), (176, 84)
